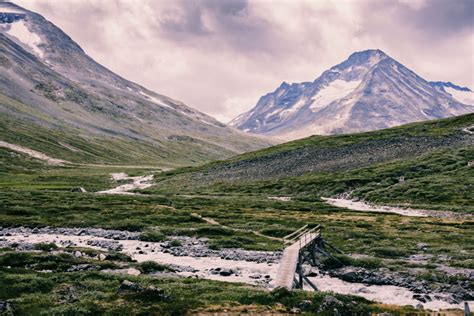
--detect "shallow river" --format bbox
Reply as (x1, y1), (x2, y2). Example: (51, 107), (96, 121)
(3, 232), (470, 311)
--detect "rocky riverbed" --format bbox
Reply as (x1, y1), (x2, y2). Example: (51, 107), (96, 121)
(325, 266), (473, 305)
(0, 226), (471, 311)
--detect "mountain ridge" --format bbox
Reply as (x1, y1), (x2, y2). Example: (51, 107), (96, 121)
(230, 49), (473, 140)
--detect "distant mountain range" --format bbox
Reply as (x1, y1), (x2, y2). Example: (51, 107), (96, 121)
(0, 2), (271, 166)
(230, 49), (474, 140)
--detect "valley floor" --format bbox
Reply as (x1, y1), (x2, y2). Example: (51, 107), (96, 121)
(0, 133), (472, 315)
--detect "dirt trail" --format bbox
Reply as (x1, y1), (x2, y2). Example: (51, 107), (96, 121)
(97, 173), (154, 195)
(1, 139), (171, 170)
(0, 140), (69, 165)
(322, 197), (471, 219)
(191, 213), (283, 242)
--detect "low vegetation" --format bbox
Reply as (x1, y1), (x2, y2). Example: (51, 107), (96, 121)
(0, 114), (472, 314)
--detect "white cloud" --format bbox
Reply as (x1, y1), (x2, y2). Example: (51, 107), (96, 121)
(13, 0), (474, 122)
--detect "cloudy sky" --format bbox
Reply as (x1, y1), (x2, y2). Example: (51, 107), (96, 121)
(14, 0), (474, 122)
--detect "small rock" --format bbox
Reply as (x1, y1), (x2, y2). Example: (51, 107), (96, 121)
(219, 268), (233, 276)
(297, 300), (312, 311)
(318, 295), (343, 313)
(71, 187), (87, 193)
(417, 243), (429, 251)
(98, 253), (107, 261)
(413, 294), (426, 303)
(73, 251), (82, 258)
(0, 299), (13, 314)
(290, 307), (301, 313)
(118, 280), (143, 293)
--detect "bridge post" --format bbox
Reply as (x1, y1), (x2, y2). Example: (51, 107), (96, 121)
(297, 252), (303, 288)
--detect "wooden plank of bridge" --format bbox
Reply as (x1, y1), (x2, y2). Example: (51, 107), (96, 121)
(274, 229), (320, 289)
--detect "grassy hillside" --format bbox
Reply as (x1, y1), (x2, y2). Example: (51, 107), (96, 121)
(0, 115), (472, 314)
(147, 114), (474, 210)
(0, 93), (270, 167)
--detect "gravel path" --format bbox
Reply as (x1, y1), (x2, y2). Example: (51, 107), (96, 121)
(322, 197), (472, 219)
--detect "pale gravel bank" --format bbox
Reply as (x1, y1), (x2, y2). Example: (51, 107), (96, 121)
(97, 173), (154, 195)
(0, 140), (68, 165)
(322, 197), (472, 219)
(0, 227), (470, 311)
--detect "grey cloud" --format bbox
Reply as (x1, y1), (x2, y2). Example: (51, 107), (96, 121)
(409, 0), (473, 34)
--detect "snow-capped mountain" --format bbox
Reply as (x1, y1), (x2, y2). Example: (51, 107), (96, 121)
(230, 49), (474, 140)
(0, 2), (271, 165)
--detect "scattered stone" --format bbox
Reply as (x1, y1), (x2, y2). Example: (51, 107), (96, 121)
(86, 240), (123, 252)
(318, 296), (343, 313)
(66, 264), (100, 272)
(118, 280), (143, 293)
(71, 187), (87, 193)
(73, 251), (82, 258)
(417, 243), (429, 251)
(105, 268), (141, 276)
(98, 253), (107, 261)
(297, 300), (312, 311)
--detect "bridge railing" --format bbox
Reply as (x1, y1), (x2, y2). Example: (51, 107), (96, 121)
(283, 224), (321, 246)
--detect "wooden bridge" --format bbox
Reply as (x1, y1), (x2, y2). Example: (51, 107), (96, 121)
(275, 224), (342, 290)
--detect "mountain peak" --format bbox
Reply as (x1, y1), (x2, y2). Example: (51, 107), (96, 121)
(335, 49), (389, 71)
(351, 49), (387, 58)
(0, 2), (26, 13)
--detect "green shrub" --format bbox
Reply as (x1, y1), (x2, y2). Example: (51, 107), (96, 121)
(372, 247), (411, 258)
(194, 226), (234, 237)
(34, 243), (58, 252)
(137, 261), (173, 274)
(139, 231), (166, 242)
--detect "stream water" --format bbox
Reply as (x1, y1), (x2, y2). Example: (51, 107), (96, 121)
(2, 232), (470, 311)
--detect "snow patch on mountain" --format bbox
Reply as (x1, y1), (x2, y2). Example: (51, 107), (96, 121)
(3, 19), (43, 58)
(281, 97), (307, 117)
(139, 91), (174, 110)
(310, 79), (361, 111)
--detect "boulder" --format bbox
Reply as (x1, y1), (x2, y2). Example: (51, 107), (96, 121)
(0, 300), (13, 315)
(118, 280), (143, 293)
(297, 300), (313, 311)
(71, 187), (87, 193)
(219, 268), (234, 276)
(318, 295), (344, 313)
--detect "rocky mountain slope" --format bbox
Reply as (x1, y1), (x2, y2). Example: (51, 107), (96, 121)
(230, 49), (473, 140)
(158, 113), (474, 187)
(151, 114), (474, 210)
(0, 2), (271, 166)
